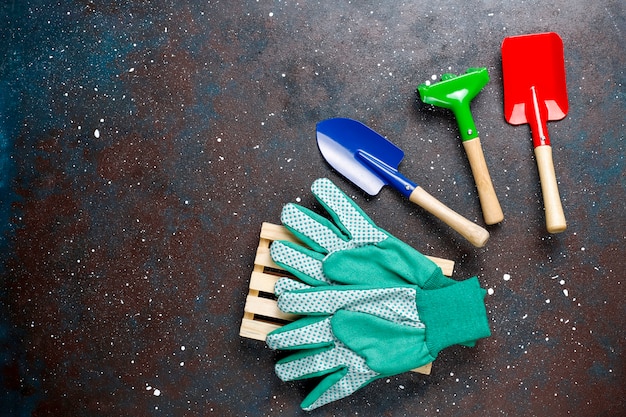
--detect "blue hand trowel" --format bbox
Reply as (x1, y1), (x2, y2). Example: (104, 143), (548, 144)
(316, 117), (489, 247)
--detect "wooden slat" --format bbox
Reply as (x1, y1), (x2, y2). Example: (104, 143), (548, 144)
(259, 222), (302, 243)
(240, 318), (281, 341)
(412, 363), (432, 374)
(253, 244), (276, 269)
(244, 295), (299, 321)
(249, 271), (281, 293)
(427, 256), (455, 277)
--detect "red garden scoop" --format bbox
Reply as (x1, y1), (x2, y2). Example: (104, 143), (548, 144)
(502, 32), (569, 233)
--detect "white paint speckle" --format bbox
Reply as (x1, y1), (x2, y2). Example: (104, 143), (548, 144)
(563, 289), (569, 297)
(487, 288), (494, 295)
(546, 299), (551, 303)
(269, 12), (274, 17)
(503, 273), (511, 281)
(94, 129), (100, 138)
(181, 345), (185, 351)
(153, 389), (161, 396)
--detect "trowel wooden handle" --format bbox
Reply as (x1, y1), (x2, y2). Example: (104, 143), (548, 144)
(463, 137), (504, 225)
(409, 186), (490, 247)
(534, 145), (566, 233)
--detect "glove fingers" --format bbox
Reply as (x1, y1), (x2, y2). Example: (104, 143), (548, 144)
(277, 286), (375, 315)
(311, 178), (387, 245)
(275, 346), (344, 382)
(277, 286), (423, 326)
(302, 366), (378, 411)
(270, 241), (330, 286)
(274, 277), (312, 297)
(266, 316), (333, 351)
(281, 203), (348, 253)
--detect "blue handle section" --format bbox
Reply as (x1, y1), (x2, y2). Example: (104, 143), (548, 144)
(357, 150), (417, 198)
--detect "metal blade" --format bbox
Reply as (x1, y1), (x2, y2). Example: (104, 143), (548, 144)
(316, 118), (405, 196)
(502, 32), (569, 125)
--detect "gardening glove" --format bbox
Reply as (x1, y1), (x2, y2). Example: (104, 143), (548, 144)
(272, 177), (479, 351)
(270, 177), (455, 289)
(266, 276), (491, 410)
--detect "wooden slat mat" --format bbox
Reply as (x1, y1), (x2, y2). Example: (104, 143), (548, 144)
(240, 222), (456, 375)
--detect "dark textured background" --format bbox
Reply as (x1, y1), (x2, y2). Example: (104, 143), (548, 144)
(1, 1), (624, 416)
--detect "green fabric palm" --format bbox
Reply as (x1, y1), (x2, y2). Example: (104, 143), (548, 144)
(270, 177), (455, 289)
(266, 276), (490, 410)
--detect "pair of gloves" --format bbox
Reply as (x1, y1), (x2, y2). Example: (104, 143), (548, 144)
(265, 178), (491, 411)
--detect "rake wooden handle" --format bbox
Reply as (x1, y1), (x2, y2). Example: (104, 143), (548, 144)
(409, 186), (490, 247)
(463, 137), (504, 225)
(534, 145), (566, 233)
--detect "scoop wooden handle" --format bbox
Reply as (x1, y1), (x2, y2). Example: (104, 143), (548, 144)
(534, 145), (566, 233)
(463, 137), (504, 225)
(409, 186), (490, 247)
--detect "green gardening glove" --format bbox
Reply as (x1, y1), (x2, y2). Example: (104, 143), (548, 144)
(266, 276), (491, 410)
(270, 177), (455, 290)
(272, 178), (478, 348)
